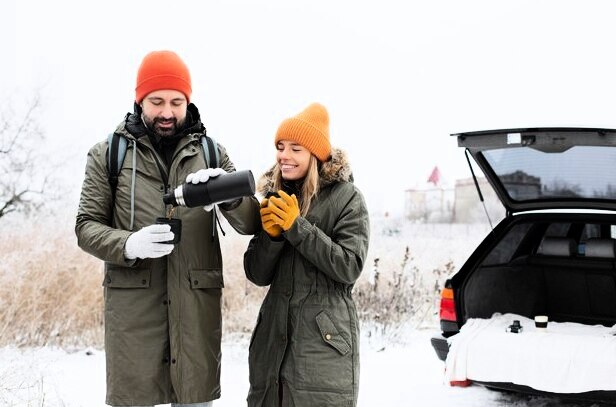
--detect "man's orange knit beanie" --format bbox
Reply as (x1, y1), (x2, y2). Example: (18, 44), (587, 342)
(275, 103), (331, 162)
(135, 50), (192, 103)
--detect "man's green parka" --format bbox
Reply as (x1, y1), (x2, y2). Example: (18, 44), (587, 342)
(75, 105), (259, 406)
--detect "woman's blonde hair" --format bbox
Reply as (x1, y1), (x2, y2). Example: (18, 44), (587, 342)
(272, 155), (320, 216)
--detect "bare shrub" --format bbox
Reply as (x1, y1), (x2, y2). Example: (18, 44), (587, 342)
(354, 245), (455, 340)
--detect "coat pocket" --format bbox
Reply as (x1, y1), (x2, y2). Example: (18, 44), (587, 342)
(103, 265), (151, 288)
(296, 307), (354, 391)
(315, 310), (351, 355)
(189, 268), (224, 289)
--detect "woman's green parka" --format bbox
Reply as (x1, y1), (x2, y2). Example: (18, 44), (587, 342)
(244, 148), (370, 406)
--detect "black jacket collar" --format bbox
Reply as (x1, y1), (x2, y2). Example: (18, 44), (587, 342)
(124, 102), (205, 141)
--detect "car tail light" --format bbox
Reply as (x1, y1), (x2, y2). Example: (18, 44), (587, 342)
(439, 287), (457, 322)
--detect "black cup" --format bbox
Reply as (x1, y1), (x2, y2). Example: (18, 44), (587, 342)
(535, 315), (548, 329)
(155, 217), (182, 244)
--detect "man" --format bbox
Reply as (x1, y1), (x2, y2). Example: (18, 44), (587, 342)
(75, 50), (260, 407)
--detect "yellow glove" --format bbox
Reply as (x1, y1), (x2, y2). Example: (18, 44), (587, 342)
(260, 198), (283, 238)
(268, 190), (300, 231)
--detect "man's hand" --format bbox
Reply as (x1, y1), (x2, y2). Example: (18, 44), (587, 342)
(268, 191), (300, 231)
(125, 224), (175, 260)
(260, 198), (283, 238)
(185, 168), (227, 211)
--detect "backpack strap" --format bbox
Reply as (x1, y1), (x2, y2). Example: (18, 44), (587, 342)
(200, 134), (219, 169)
(107, 132), (137, 230)
(107, 132), (128, 196)
(199, 133), (225, 239)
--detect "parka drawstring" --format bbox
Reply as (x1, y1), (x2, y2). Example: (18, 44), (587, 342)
(312, 267), (320, 297)
(129, 139), (137, 231)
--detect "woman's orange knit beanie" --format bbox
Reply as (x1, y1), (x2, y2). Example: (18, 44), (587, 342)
(135, 50), (192, 103)
(275, 103), (331, 162)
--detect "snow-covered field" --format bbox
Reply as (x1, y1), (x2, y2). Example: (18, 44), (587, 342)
(0, 217), (606, 406)
(0, 328), (603, 407)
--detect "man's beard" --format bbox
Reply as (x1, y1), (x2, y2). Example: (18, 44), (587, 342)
(142, 114), (186, 137)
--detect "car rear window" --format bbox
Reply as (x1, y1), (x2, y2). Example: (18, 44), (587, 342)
(482, 146), (616, 201)
(482, 222), (532, 265)
(544, 222), (570, 237)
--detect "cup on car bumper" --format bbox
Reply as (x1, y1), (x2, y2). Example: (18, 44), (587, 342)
(535, 315), (548, 331)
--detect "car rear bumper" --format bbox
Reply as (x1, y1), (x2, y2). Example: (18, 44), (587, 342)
(431, 333), (449, 361)
(474, 381), (616, 403)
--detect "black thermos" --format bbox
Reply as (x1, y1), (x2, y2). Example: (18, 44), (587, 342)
(163, 169), (255, 207)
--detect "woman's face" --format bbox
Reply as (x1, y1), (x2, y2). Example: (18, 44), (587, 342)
(276, 140), (311, 180)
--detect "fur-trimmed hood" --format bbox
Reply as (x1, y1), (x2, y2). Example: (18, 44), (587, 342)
(257, 147), (353, 196)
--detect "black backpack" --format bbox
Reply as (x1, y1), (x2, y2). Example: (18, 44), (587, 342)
(106, 132), (219, 195)
(106, 132), (221, 234)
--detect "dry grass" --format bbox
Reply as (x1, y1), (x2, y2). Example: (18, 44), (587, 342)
(0, 215), (489, 347)
(0, 227), (104, 348)
(219, 233), (267, 334)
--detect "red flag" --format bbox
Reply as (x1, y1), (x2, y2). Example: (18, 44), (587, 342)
(427, 166), (441, 186)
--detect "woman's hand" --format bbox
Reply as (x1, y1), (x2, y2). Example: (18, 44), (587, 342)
(268, 190), (300, 231)
(260, 198), (283, 237)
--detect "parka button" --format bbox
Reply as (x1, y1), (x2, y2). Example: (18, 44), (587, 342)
(171, 358), (176, 364)
(141, 279), (147, 285)
(194, 280), (199, 285)
(159, 185), (164, 191)
(325, 334), (332, 340)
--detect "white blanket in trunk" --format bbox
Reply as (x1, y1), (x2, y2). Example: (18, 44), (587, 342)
(445, 313), (616, 393)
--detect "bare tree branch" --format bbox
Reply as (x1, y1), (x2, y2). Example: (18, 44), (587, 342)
(0, 92), (56, 221)
(0, 94), (41, 155)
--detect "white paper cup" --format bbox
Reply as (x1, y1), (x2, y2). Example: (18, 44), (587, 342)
(534, 315), (548, 331)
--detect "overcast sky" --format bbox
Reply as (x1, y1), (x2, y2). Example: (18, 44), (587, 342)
(4, 0), (616, 216)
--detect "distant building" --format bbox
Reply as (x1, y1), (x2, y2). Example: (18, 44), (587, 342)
(454, 171), (540, 222)
(453, 177), (504, 223)
(405, 166), (455, 223)
(405, 166), (509, 223)
(500, 170), (542, 200)
(405, 186), (455, 223)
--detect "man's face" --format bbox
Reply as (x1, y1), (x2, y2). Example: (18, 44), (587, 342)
(140, 89), (188, 137)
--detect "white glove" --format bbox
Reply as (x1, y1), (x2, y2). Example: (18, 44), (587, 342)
(186, 167), (226, 184)
(124, 224), (175, 260)
(185, 168), (227, 212)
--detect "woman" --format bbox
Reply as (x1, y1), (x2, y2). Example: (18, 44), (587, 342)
(244, 102), (370, 406)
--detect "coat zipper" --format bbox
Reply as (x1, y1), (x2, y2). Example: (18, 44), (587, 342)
(137, 138), (170, 193)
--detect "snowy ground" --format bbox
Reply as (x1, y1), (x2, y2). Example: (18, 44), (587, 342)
(0, 328), (605, 407)
(0, 219), (608, 406)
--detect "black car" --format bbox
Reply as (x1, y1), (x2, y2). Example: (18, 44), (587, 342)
(431, 127), (616, 403)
